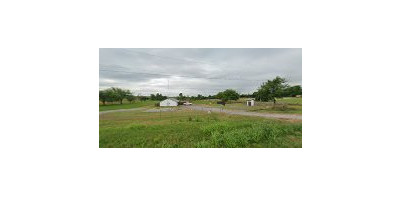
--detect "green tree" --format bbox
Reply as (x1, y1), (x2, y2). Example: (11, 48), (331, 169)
(151, 93), (167, 101)
(255, 76), (288, 103)
(99, 90), (107, 105)
(283, 85), (302, 97)
(126, 92), (135, 103)
(99, 88), (116, 105)
(197, 94), (204, 100)
(216, 89), (240, 102)
(106, 89), (117, 103)
(99, 87), (131, 105)
(110, 87), (130, 104)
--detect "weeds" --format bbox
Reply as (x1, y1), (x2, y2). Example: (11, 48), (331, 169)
(100, 110), (301, 148)
(195, 121), (301, 148)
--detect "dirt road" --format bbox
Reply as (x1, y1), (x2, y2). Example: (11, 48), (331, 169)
(99, 106), (302, 120)
(185, 106), (302, 120)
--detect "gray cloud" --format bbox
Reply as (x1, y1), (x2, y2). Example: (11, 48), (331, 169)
(99, 48), (302, 96)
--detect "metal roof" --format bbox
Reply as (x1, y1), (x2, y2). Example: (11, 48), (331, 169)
(166, 98), (179, 102)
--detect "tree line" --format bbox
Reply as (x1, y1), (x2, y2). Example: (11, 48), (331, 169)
(212, 76), (301, 103)
(99, 87), (169, 105)
(99, 87), (135, 105)
(253, 76), (302, 103)
(99, 76), (301, 105)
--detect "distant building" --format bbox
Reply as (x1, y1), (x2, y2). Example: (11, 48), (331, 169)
(160, 98), (179, 107)
(246, 99), (255, 106)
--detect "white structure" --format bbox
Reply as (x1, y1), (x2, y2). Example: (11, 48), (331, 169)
(246, 99), (255, 106)
(160, 98), (179, 107)
(183, 101), (192, 106)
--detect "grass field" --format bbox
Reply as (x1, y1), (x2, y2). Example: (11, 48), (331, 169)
(276, 97), (302, 105)
(225, 103), (301, 114)
(99, 100), (157, 111)
(99, 109), (302, 148)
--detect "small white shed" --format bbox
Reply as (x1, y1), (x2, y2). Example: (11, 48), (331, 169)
(160, 98), (179, 107)
(246, 99), (255, 106)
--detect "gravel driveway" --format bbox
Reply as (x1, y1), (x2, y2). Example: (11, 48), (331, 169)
(185, 106), (302, 120)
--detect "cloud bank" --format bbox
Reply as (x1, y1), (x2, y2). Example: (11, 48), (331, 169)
(99, 48), (302, 96)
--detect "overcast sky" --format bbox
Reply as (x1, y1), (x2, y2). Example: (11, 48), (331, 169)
(99, 48), (302, 96)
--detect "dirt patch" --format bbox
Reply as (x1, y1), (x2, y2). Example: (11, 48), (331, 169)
(145, 108), (178, 112)
(185, 106), (302, 120)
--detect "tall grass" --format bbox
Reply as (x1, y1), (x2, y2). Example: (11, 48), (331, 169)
(99, 110), (301, 148)
(196, 121), (301, 148)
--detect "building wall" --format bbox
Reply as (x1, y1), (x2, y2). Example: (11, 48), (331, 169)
(160, 99), (178, 106)
(247, 100), (255, 106)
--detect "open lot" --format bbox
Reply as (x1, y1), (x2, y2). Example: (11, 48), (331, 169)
(186, 105), (301, 120)
(99, 105), (302, 148)
(99, 100), (157, 111)
(99, 98), (302, 148)
(192, 97), (302, 114)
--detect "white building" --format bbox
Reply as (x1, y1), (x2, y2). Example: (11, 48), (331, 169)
(246, 99), (255, 106)
(160, 98), (179, 107)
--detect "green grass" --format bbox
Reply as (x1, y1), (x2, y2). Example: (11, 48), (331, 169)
(246, 105), (302, 114)
(99, 109), (302, 148)
(99, 100), (157, 111)
(276, 97), (302, 105)
(223, 103), (302, 114)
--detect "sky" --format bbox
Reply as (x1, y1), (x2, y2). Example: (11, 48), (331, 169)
(99, 48), (302, 96)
